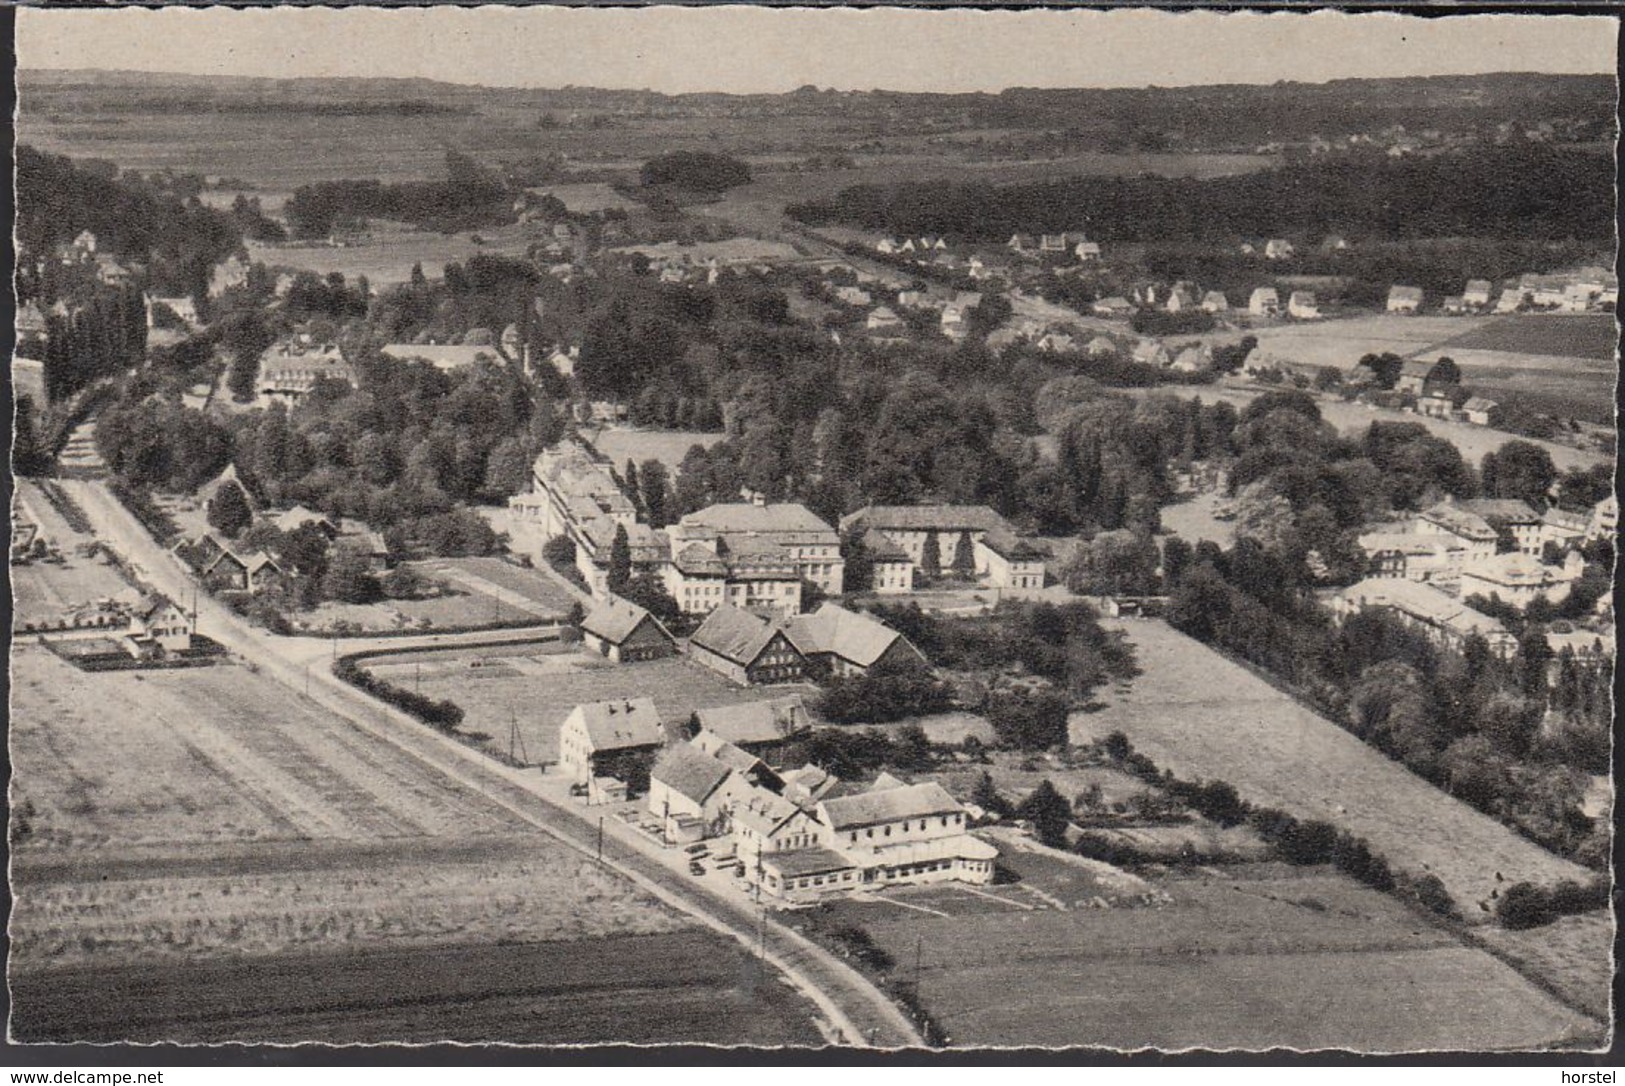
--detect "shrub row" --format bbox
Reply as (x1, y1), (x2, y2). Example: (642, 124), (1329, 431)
(107, 480), (180, 545)
(1101, 731), (1452, 918)
(333, 656), (464, 732)
(1495, 878), (1612, 931)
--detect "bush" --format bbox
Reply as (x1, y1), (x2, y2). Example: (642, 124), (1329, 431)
(1495, 878), (1610, 930)
(334, 656), (464, 731)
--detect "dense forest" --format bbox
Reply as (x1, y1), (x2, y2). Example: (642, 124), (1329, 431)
(788, 144), (1614, 242)
(283, 152), (512, 237)
(14, 145), (243, 297)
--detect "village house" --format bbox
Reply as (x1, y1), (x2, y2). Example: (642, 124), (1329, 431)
(1264, 239), (1295, 260)
(1132, 340), (1172, 368)
(580, 598), (677, 663)
(1164, 284), (1198, 313)
(865, 306), (905, 335)
(1247, 287), (1281, 317)
(1415, 499), (1502, 565)
(1417, 391), (1455, 419)
(1462, 280), (1494, 308)
(145, 295), (198, 329)
(647, 741), (743, 843)
(691, 696), (810, 759)
(1091, 296), (1134, 317)
(1394, 360), (1435, 397)
(687, 604), (809, 687)
(1459, 551), (1584, 609)
(558, 697), (665, 801)
(1287, 291), (1320, 319)
(1085, 336), (1118, 358)
(1332, 578), (1516, 655)
(1385, 285), (1423, 314)
(875, 237), (904, 254)
(201, 549), (252, 592)
(1073, 240), (1103, 262)
(125, 596), (194, 657)
(1460, 396), (1502, 427)
(1007, 234), (1038, 253)
(1169, 345), (1210, 373)
(275, 505), (340, 539)
(1493, 279), (1525, 313)
(1200, 291), (1230, 314)
(785, 602), (925, 679)
(835, 285), (873, 307)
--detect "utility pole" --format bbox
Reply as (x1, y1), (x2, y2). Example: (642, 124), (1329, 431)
(596, 816), (604, 864)
(915, 935), (923, 993)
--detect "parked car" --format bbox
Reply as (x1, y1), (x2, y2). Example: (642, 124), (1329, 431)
(688, 862), (707, 877)
(684, 843), (709, 856)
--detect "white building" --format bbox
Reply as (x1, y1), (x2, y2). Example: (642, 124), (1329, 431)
(1459, 552), (1584, 609)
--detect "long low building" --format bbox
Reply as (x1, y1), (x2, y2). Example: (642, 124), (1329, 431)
(1332, 577), (1516, 655)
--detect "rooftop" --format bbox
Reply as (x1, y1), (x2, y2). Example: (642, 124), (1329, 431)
(694, 697), (808, 746)
(760, 848), (855, 879)
(786, 603), (909, 669)
(820, 780), (964, 831)
(840, 504), (1010, 535)
(687, 603), (785, 666)
(581, 597), (669, 646)
(683, 503), (838, 541)
(650, 742), (732, 807)
(566, 697), (664, 751)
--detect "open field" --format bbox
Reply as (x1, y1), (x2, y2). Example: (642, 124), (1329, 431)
(11, 480), (139, 625)
(248, 218), (551, 287)
(9, 835), (687, 973)
(797, 860), (1601, 1050)
(11, 930), (824, 1046)
(1432, 313), (1618, 361)
(363, 649), (810, 764)
(585, 426), (728, 475)
(9, 644), (540, 850)
(299, 556), (573, 633)
(1228, 313), (1617, 425)
(1068, 620), (1592, 914)
(1475, 911), (1615, 1023)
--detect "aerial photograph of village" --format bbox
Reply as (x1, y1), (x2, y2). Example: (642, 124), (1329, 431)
(6, 7), (1617, 1055)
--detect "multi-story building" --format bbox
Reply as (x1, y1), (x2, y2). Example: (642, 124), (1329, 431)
(1332, 578), (1516, 655)
(674, 502), (844, 596)
(1459, 551), (1584, 609)
(1415, 499), (1500, 565)
(840, 505), (1046, 590)
(1356, 531), (1466, 591)
(1455, 499), (1544, 556)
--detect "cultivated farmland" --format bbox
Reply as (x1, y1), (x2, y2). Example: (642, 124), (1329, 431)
(11, 931), (825, 1045)
(1067, 620), (1593, 914)
(797, 858), (1602, 1050)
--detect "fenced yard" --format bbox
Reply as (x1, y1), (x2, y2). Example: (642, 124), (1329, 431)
(362, 649), (813, 765)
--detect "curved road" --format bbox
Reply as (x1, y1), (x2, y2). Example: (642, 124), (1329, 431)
(57, 477), (923, 1049)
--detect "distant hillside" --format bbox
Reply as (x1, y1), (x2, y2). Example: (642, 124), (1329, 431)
(19, 69), (1617, 148)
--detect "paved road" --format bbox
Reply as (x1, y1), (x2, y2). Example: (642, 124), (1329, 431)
(56, 477), (923, 1048)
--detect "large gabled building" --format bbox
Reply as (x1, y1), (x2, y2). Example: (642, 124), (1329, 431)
(686, 603), (809, 686)
(785, 602), (925, 678)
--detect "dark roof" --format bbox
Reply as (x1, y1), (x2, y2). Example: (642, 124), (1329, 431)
(785, 603), (911, 669)
(694, 697), (808, 745)
(1458, 498), (1541, 525)
(840, 504), (1009, 534)
(861, 529), (910, 562)
(582, 597), (672, 646)
(673, 542), (729, 577)
(760, 848), (856, 879)
(650, 743), (732, 807)
(980, 530), (1047, 562)
(688, 604), (784, 666)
